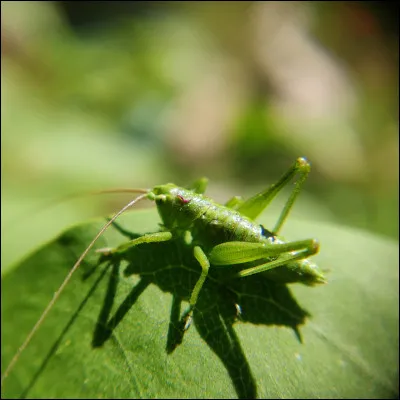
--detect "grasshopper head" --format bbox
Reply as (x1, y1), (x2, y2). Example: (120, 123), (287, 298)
(149, 184), (196, 230)
(150, 183), (178, 197)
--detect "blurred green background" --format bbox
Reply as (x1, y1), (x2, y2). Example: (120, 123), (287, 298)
(1, 1), (398, 271)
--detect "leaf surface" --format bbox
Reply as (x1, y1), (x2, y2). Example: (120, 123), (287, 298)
(1, 209), (398, 398)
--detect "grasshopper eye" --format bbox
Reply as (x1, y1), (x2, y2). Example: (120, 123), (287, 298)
(177, 194), (191, 204)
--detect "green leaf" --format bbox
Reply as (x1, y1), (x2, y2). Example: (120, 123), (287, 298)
(1, 209), (398, 398)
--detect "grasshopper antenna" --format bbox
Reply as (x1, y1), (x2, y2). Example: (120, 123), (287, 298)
(7, 188), (151, 231)
(1, 191), (149, 386)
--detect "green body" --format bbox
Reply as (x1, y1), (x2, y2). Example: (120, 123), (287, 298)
(154, 185), (266, 247)
(109, 157), (325, 331)
(151, 184), (323, 286)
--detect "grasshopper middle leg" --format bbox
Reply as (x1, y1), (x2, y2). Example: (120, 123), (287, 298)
(181, 246), (210, 330)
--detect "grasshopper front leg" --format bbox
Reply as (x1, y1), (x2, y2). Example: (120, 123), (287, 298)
(96, 231), (173, 255)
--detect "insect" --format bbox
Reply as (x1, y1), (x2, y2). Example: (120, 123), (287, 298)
(1, 157), (325, 386)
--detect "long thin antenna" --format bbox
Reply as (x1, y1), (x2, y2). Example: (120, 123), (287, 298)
(61, 188), (150, 198)
(8, 188), (150, 230)
(1, 192), (149, 386)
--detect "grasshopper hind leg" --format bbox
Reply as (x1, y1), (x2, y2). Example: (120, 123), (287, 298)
(237, 157), (311, 235)
(209, 238), (324, 285)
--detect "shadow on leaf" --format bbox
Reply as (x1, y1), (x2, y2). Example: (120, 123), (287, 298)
(8, 221), (310, 400)
(89, 222), (310, 399)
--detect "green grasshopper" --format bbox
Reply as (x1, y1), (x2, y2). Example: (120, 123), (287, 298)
(1, 157), (325, 385)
